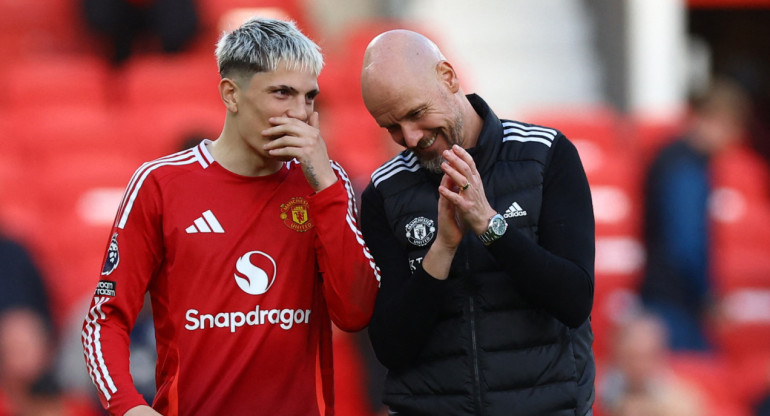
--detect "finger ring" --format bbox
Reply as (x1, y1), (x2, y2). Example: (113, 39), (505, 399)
(461, 182), (470, 191)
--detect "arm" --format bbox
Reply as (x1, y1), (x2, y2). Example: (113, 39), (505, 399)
(487, 136), (595, 327)
(440, 140), (594, 327)
(310, 162), (380, 332)
(361, 184), (450, 369)
(82, 173), (163, 416)
(125, 406), (163, 416)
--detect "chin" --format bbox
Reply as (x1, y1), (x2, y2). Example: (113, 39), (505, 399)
(419, 156), (444, 174)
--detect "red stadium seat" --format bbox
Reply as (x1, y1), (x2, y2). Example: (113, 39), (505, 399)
(714, 287), (770, 361)
(627, 114), (687, 167)
(191, 0), (312, 56)
(116, 102), (223, 160)
(0, 0), (91, 57)
(523, 106), (644, 236)
(197, 0), (308, 30)
(4, 105), (133, 159)
(522, 108), (648, 362)
(0, 54), (112, 110)
(321, 104), (401, 193)
(318, 19), (437, 109)
(710, 144), (770, 292)
(27, 150), (139, 318)
(118, 53), (222, 109)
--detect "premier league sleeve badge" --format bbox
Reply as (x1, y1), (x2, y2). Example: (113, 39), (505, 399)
(101, 233), (120, 275)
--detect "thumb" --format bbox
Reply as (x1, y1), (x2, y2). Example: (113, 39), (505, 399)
(308, 112), (320, 129)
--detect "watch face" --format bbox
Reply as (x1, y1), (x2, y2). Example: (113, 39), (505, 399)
(491, 216), (507, 235)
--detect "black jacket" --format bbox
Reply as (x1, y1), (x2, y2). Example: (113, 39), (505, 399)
(361, 95), (595, 415)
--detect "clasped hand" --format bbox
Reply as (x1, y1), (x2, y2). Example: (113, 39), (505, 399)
(436, 145), (497, 247)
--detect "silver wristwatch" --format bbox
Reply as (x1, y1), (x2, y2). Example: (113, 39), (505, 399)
(478, 213), (507, 246)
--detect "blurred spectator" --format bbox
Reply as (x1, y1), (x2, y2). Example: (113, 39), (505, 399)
(0, 231), (53, 331)
(0, 309), (51, 414)
(82, 0), (199, 64)
(598, 312), (704, 416)
(0, 309), (101, 416)
(639, 77), (752, 351)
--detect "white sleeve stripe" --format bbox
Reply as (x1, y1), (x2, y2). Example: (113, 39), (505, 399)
(502, 121), (558, 137)
(503, 127), (556, 140)
(118, 151), (196, 207)
(502, 136), (553, 147)
(117, 155), (198, 229)
(371, 153), (419, 179)
(371, 153), (420, 188)
(331, 162), (381, 284)
(82, 297), (116, 400)
(82, 326), (110, 400)
(113, 148), (205, 228)
(114, 150), (197, 228)
(91, 301), (118, 394)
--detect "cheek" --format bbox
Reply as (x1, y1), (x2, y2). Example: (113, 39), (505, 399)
(389, 131), (405, 146)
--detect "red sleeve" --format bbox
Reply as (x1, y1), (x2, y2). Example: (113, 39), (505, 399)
(81, 168), (164, 416)
(309, 162), (380, 332)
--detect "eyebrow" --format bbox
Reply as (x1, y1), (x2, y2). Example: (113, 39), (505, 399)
(404, 105), (428, 120)
(381, 104), (428, 129)
(269, 85), (320, 97)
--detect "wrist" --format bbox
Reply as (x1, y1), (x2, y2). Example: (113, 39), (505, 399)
(477, 213), (508, 246)
(423, 242), (457, 281)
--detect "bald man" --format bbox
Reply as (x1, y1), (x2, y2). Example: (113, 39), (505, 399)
(359, 30), (596, 415)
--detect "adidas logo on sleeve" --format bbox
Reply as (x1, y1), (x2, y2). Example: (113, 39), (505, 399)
(186, 210), (225, 233)
(504, 202), (527, 218)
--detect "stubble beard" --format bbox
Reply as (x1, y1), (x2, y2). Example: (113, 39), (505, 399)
(417, 116), (464, 174)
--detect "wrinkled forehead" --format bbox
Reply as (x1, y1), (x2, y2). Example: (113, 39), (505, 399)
(364, 86), (428, 126)
(362, 63), (424, 104)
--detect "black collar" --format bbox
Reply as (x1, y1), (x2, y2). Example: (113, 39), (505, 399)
(465, 94), (503, 175)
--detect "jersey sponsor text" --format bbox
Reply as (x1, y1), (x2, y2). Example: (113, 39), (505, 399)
(185, 305), (311, 333)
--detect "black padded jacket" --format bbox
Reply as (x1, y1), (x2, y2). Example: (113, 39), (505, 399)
(361, 95), (596, 416)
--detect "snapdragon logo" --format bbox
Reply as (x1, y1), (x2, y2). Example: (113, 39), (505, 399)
(234, 251), (276, 295)
(183, 250), (311, 333)
(185, 306), (311, 333)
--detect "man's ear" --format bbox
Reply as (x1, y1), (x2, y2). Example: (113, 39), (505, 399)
(219, 78), (239, 113)
(436, 61), (460, 93)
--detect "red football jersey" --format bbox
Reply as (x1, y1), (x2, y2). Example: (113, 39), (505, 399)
(82, 141), (380, 416)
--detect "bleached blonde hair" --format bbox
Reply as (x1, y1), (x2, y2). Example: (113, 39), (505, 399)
(215, 17), (323, 81)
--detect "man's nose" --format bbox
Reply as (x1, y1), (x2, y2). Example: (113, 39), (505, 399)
(285, 97), (310, 121)
(401, 123), (423, 148)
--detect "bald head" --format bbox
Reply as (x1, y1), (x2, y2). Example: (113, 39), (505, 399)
(362, 30), (445, 77)
(361, 30), (449, 104)
(358, 29), (483, 157)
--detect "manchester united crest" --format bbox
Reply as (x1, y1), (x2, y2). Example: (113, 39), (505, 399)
(405, 216), (435, 247)
(280, 197), (313, 232)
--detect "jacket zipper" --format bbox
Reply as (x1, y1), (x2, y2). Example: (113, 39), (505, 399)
(469, 297), (483, 414)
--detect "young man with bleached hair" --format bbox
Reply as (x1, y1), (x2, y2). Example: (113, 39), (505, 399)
(82, 17), (379, 416)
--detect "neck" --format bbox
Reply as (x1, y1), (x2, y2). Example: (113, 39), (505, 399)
(208, 131), (282, 177)
(461, 97), (484, 149)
